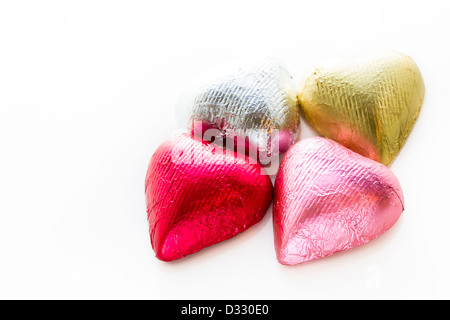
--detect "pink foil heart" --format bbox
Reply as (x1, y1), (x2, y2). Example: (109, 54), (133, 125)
(145, 133), (273, 262)
(273, 137), (404, 265)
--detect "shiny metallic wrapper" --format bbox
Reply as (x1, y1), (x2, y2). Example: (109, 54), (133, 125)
(184, 57), (300, 163)
(298, 50), (425, 165)
(273, 137), (404, 265)
(145, 133), (273, 262)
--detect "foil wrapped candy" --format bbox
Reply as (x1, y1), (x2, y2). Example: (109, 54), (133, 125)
(182, 57), (300, 165)
(145, 133), (273, 262)
(273, 137), (404, 265)
(298, 50), (425, 165)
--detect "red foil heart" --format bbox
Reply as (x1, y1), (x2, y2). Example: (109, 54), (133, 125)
(273, 137), (404, 265)
(145, 133), (273, 262)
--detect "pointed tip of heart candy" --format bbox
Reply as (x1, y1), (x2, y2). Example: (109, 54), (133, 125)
(273, 137), (404, 266)
(146, 133), (273, 262)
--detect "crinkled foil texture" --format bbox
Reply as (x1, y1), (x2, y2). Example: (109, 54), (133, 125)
(298, 50), (425, 165)
(273, 137), (404, 265)
(145, 133), (273, 262)
(187, 58), (300, 161)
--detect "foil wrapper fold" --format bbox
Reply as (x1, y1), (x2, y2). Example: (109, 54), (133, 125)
(145, 133), (273, 262)
(298, 50), (425, 165)
(183, 57), (300, 163)
(273, 137), (404, 265)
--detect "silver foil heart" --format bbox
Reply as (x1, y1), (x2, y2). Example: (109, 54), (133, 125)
(181, 57), (300, 164)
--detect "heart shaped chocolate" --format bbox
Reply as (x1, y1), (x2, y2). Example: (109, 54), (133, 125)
(273, 137), (404, 265)
(298, 50), (425, 165)
(185, 57), (300, 162)
(145, 133), (273, 261)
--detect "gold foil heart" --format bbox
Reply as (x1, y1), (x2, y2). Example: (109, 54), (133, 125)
(298, 50), (425, 165)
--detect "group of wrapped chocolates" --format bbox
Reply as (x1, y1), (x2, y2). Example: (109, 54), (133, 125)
(145, 50), (425, 265)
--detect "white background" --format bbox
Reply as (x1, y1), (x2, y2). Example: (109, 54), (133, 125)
(1, 1), (449, 299)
